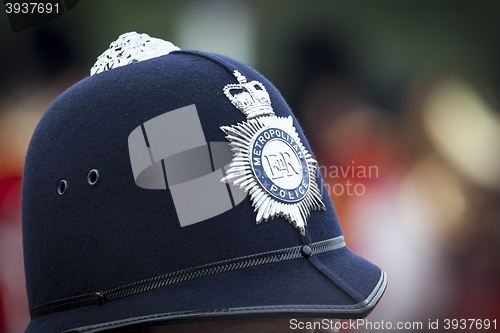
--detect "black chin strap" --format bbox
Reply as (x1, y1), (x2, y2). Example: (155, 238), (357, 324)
(30, 236), (346, 319)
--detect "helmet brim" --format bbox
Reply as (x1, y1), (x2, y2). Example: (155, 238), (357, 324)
(27, 246), (386, 332)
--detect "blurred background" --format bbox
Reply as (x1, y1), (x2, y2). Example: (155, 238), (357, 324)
(1, 0), (499, 332)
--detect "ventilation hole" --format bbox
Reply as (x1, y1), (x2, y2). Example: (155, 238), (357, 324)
(57, 180), (67, 196)
(87, 169), (99, 186)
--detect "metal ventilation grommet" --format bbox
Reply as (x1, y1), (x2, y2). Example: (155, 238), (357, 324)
(87, 169), (99, 186)
(57, 180), (67, 196)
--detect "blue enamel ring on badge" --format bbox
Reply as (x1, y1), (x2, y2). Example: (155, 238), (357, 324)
(250, 127), (310, 203)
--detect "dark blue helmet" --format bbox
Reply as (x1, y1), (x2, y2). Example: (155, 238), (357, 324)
(22, 32), (386, 332)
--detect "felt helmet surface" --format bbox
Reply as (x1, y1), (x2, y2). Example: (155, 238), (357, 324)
(22, 32), (387, 332)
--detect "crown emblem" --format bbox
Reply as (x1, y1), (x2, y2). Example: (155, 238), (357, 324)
(220, 69), (325, 235)
(223, 71), (274, 119)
